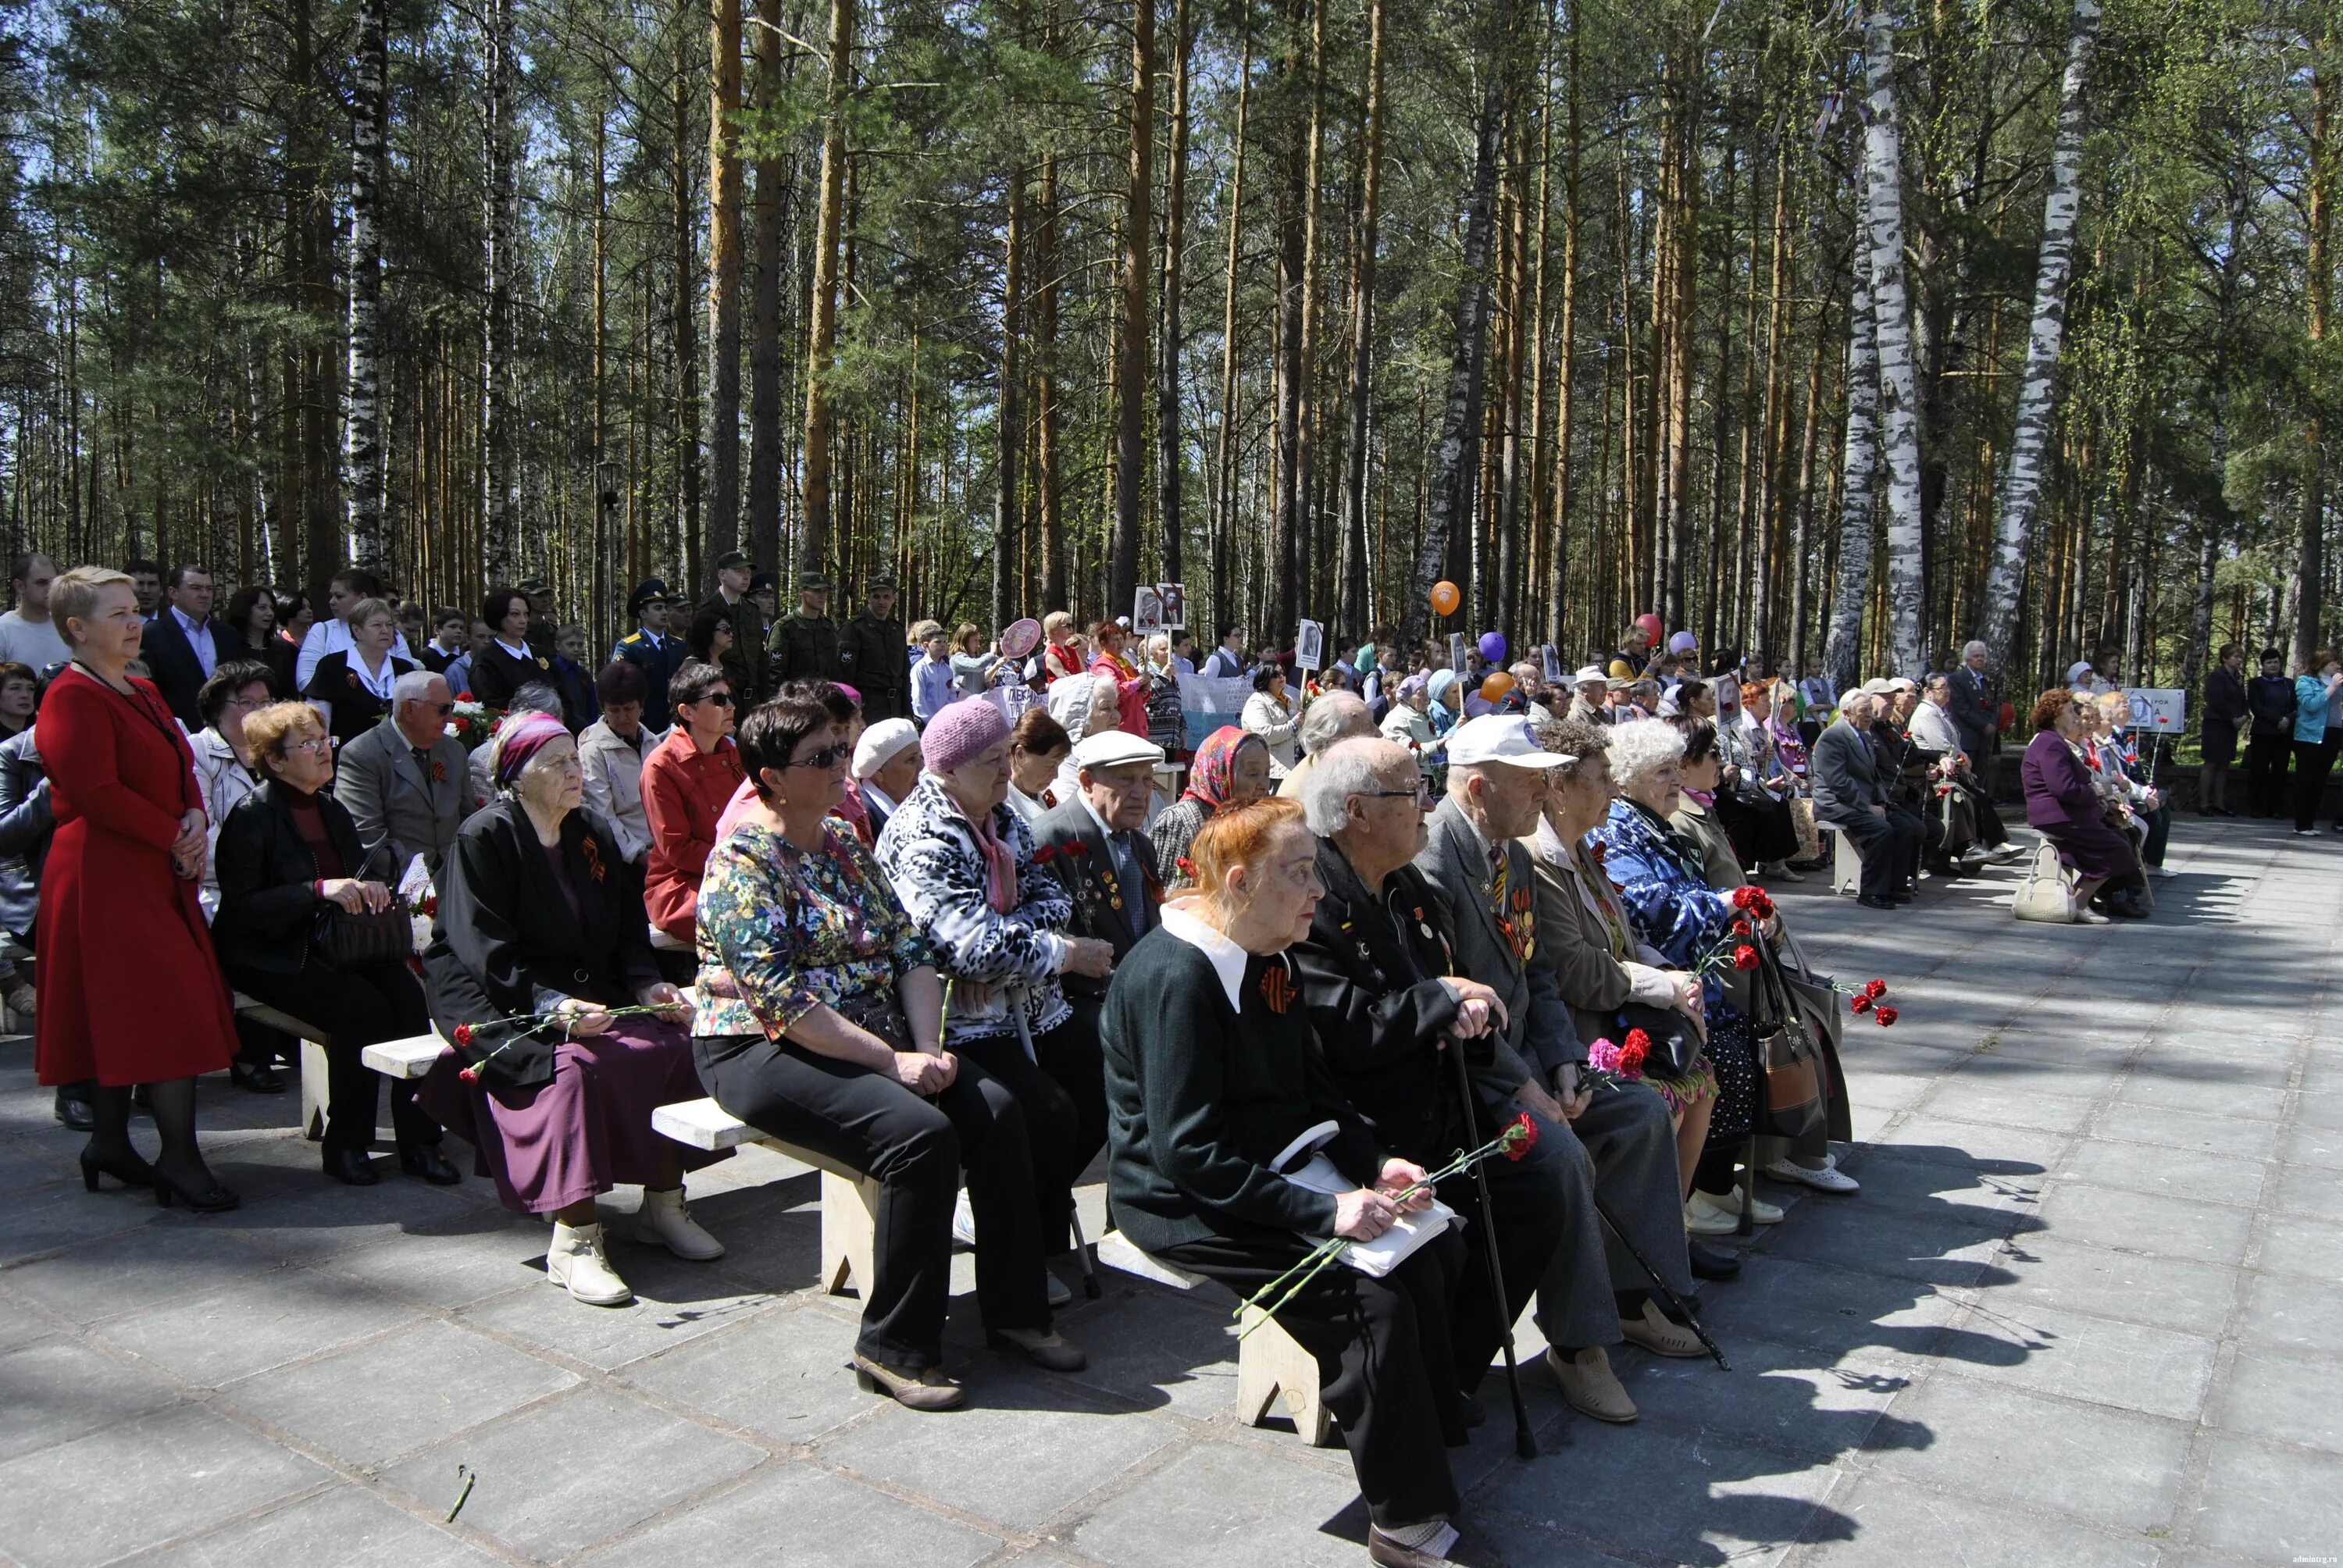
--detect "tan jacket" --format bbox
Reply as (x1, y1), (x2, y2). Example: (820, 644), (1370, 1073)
(1525, 821), (1686, 1046)
(578, 717), (665, 864)
(1668, 798), (1755, 1014)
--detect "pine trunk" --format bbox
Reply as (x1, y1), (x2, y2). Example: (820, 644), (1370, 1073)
(1339, 0), (1385, 640)
(2295, 40), (2332, 667)
(1825, 213), (1881, 692)
(706, 0), (744, 565)
(801, 0), (854, 576)
(747, 0), (785, 570)
(1212, 30), (1250, 636)
(995, 170), (1024, 628)
(1157, 0), (1191, 588)
(481, 0), (518, 579)
(1108, 0), (1154, 614)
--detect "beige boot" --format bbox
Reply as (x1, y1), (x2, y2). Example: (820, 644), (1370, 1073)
(634, 1186), (725, 1260)
(547, 1221), (633, 1306)
(1546, 1344), (1638, 1423)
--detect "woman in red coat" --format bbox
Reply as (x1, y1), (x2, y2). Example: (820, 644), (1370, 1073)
(38, 567), (241, 1210)
(1086, 621), (1150, 739)
(640, 659), (745, 943)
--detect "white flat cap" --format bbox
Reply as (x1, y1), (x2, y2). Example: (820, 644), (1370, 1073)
(1446, 713), (1574, 769)
(1574, 665), (1610, 684)
(851, 718), (921, 780)
(1069, 729), (1164, 772)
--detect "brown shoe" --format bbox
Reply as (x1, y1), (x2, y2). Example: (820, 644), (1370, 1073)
(988, 1327), (1088, 1373)
(851, 1354), (966, 1411)
(1618, 1297), (1706, 1359)
(1546, 1345), (1637, 1424)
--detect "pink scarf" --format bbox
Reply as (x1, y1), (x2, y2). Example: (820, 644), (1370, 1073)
(969, 807), (1019, 915)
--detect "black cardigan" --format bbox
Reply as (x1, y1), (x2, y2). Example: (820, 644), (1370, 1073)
(466, 640), (551, 712)
(1100, 923), (1385, 1256)
(422, 797), (660, 1089)
(303, 650), (419, 749)
(212, 780), (381, 975)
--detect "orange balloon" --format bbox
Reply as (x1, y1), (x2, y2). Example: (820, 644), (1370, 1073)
(1429, 579), (1461, 616)
(1480, 671), (1517, 701)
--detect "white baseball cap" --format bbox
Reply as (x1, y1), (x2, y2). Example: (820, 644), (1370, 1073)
(1068, 730), (1164, 773)
(1573, 665), (1609, 685)
(1446, 714), (1575, 769)
(851, 718), (920, 781)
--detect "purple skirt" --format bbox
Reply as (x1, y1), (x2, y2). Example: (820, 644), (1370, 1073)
(416, 1020), (730, 1215)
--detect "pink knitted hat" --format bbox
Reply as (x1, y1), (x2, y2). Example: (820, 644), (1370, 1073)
(919, 699), (1008, 775)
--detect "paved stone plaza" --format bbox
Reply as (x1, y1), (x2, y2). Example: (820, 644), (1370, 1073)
(1, 817), (2338, 1566)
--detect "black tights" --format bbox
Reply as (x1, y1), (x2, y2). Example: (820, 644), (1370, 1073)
(87, 1077), (221, 1193)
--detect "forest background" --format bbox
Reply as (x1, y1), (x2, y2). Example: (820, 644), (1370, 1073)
(0, 0), (2331, 700)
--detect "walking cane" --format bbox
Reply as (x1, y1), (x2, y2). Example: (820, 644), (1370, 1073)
(1446, 1035), (1538, 1459)
(1009, 981), (1102, 1299)
(1591, 1196), (1730, 1370)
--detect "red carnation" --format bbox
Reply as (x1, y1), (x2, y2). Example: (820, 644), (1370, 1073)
(1065, 840), (1089, 858)
(1732, 944), (1759, 971)
(458, 1066), (480, 1085)
(1874, 1006), (1899, 1026)
(1850, 993), (1873, 1014)
(1618, 1035), (1649, 1074)
(1624, 1027), (1652, 1057)
(457, 691), (474, 701)
(1032, 844), (1057, 865)
(1864, 978), (1888, 1000)
(1502, 1110), (1539, 1160)
(1730, 886), (1759, 910)
(1731, 918), (1753, 937)
(452, 1023), (473, 1046)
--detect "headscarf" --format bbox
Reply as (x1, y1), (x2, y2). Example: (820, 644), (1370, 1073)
(1182, 725), (1263, 810)
(1047, 672), (1102, 747)
(494, 712), (569, 790)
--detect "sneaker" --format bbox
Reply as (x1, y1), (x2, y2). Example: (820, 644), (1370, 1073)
(1545, 1345), (1637, 1423)
(951, 1188), (978, 1249)
(1682, 1195), (1739, 1235)
(1985, 843), (2027, 864)
(3, 982), (34, 1020)
(2296, 828), (2320, 836)
(1689, 1187), (1782, 1227)
(2149, 864), (2177, 880)
(633, 1186), (725, 1260)
(1762, 862), (1806, 883)
(1764, 1154), (1860, 1193)
(547, 1221), (633, 1306)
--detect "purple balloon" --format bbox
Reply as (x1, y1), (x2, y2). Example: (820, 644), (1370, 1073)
(1478, 632), (1507, 664)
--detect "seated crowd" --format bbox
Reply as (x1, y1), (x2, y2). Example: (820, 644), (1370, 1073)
(9, 551), (2204, 1568)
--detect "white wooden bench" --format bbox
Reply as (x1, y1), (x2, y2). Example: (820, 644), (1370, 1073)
(1095, 1230), (1330, 1445)
(652, 1096), (881, 1295)
(230, 991), (441, 1142)
(361, 1036), (453, 1079)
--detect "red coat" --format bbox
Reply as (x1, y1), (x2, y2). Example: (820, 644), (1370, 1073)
(1088, 652), (1150, 738)
(640, 728), (745, 941)
(36, 668), (237, 1086)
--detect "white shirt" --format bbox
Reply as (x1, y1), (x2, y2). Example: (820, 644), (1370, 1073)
(0, 611), (69, 674)
(173, 607), (219, 679)
(297, 618), (412, 689)
(1907, 700), (1966, 761)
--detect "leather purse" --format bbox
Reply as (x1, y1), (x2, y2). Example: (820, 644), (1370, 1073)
(312, 840), (412, 970)
(1615, 1001), (1701, 1079)
(1750, 938), (1826, 1142)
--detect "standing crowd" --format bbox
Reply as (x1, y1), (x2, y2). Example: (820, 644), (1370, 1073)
(3, 551), (2229, 1567)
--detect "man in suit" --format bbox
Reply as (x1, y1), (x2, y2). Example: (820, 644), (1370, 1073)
(1413, 713), (1700, 1424)
(838, 576), (909, 722)
(333, 670), (478, 884)
(698, 551), (768, 704)
(1811, 688), (1920, 907)
(1947, 640), (2002, 795)
(142, 564), (239, 728)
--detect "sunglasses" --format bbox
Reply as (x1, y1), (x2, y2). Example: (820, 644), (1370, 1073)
(696, 692), (736, 708)
(783, 742), (852, 771)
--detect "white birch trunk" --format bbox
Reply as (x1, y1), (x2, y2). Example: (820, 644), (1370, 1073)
(342, 0), (387, 572)
(1977, 0), (2098, 661)
(481, 0), (519, 580)
(1824, 187), (1879, 693)
(1860, 9), (1925, 679)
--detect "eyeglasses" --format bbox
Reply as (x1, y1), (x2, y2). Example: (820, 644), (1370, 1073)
(284, 736), (331, 755)
(1362, 782), (1434, 805)
(783, 742), (852, 771)
(696, 692), (736, 709)
(419, 702), (454, 716)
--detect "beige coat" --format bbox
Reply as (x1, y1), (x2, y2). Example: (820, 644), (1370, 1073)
(578, 717), (665, 864)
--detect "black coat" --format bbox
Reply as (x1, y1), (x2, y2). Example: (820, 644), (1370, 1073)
(212, 780), (380, 975)
(143, 610), (243, 729)
(422, 798), (660, 1090)
(1289, 838), (1473, 1165)
(468, 640), (551, 713)
(1032, 796), (1161, 1000)
(303, 651), (419, 750)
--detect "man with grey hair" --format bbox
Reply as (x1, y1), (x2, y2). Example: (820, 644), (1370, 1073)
(331, 669), (477, 882)
(1811, 689), (1919, 907)
(1413, 715), (1702, 1422)
(1275, 689), (1376, 802)
(1948, 640), (2000, 791)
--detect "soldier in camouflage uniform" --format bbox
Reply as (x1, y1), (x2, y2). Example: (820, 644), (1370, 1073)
(838, 576), (909, 722)
(699, 551), (768, 704)
(769, 570), (845, 687)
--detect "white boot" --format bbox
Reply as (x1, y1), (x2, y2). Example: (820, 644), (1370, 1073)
(547, 1221), (633, 1306)
(634, 1186), (725, 1260)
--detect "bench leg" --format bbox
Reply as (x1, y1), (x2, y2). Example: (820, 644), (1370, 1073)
(1238, 1306), (1332, 1445)
(1831, 829), (1862, 896)
(820, 1169), (883, 1298)
(298, 1038), (331, 1142)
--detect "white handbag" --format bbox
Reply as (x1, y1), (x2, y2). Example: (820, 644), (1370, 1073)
(2012, 841), (2077, 924)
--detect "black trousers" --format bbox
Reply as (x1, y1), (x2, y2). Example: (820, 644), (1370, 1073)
(958, 1013), (1103, 1255)
(1160, 1229), (1467, 1530)
(1962, 776), (2011, 846)
(2245, 733), (2292, 818)
(1839, 807), (1921, 896)
(1716, 788), (1800, 868)
(227, 959), (439, 1153)
(2292, 739), (2337, 831)
(693, 1033), (1048, 1370)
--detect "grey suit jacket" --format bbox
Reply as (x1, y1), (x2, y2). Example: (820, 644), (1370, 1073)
(1948, 665), (1997, 756)
(331, 718), (476, 882)
(1031, 796), (1157, 999)
(1810, 718), (1886, 823)
(1412, 796), (1582, 1102)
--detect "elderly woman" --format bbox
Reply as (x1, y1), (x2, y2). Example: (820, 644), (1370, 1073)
(1142, 632), (1186, 759)
(2022, 689), (2140, 922)
(849, 718), (922, 843)
(640, 659), (744, 945)
(1005, 709), (1072, 823)
(302, 596), (419, 750)
(2086, 691), (2172, 880)
(1596, 719), (1776, 1236)
(1150, 724), (1271, 893)
(1715, 680), (1806, 879)
(212, 701), (455, 1186)
(1528, 719), (1717, 1205)
(1425, 668), (1461, 736)
(1240, 663), (1300, 778)
(875, 700), (1117, 1299)
(1378, 672), (1438, 764)
(37, 566), (242, 1210)
(694, 698), (1076, 1408)
(576, 660), (662, 866)
(419, 712), (724, 1306)
(1101, 798), (1464, 1567)
(1086, 620), (1150, 737)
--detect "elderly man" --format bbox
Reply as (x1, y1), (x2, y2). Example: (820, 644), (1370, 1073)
(1947, 640), (2001, 793)
(1911, 672), (2023, 866)
(1567, 666), (1612, 725)
(1414, 715), (1703, 1423)
(1811, 689), (1920, 907)
(333, 669), (478, 883)
(1275, 688), (1376, 800)
(769, 569), (846, 686)
(1290, 737), (1571, 1413)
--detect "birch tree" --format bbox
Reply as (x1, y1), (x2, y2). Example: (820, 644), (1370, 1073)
(342, 0), (388, 570)
(1825, 194), (1880, 692)
(481, 0), (519, 579)
(1977, 0), (2099, 662)
(1860, 8), (1924, 679)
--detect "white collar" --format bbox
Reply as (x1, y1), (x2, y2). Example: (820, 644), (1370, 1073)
(1159, 903), (1250, 1011)
(859, 781), (899, 818)
(494, 638), (532, 661)
(172, 606), (205, 635)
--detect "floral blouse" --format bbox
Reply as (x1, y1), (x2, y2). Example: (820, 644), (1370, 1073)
(1592, 796), (1739, 1014)
(690, 816), (934, 1042)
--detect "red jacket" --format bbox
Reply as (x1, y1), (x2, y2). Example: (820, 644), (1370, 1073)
(1089, 652), (1150, 738)
(640, 728), (746, 941)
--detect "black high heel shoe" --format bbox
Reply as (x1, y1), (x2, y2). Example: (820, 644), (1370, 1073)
(80, 1146), (156, 1192)
(152, 1171), (241, 1212)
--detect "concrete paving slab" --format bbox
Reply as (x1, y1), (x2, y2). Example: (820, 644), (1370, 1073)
(0, 1335), (183, 1462)
(93, 1266), (423, 1388)
(2188, 1434), (2343, 1561)
(2031, 1182), (2257, 1267)
(580, 1462), (1005, 1566)
(2055, 1138), (2270, 1210)
(1795, 1474), (2161, 1568)
(617, 1303), (875, 1445)
(137, 1484), (505, 1567)
(2209, 1345), (2343, 1456)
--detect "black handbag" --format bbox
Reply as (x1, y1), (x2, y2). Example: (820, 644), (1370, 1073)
(312, 840), (412, 970)
(1749, 935), (1826, 1142)
(1615, 1000), (1702, 1079)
